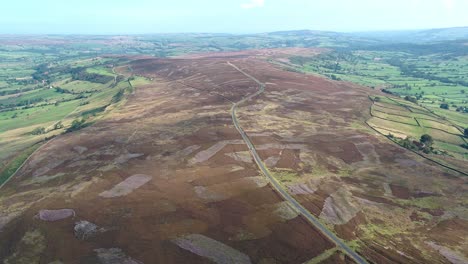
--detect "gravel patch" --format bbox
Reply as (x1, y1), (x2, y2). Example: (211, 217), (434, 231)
(99, 174), (151, 198)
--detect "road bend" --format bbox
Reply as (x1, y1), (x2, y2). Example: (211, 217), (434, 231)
(227, 61), (369, 264)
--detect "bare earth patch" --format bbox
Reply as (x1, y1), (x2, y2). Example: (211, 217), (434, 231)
(273, 201), (299, 220)
(426, 242), (468, 264)
(287, 183), (317, 195)
(319, 188), (360, 225)
(264, 156), (281, 167)
(37, 209), (75, 221)
(190, 140), (244, 164)
(99, 174), (152, 198)
(172, 234), (252, 264)
(114, 153), (144, 164)
(225, 151), (253, 163)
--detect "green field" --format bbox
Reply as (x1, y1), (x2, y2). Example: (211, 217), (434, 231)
(285, 45), (468, 171)
(368, 96), (467, 165)
(0, 143), (42, 186)
(0, 47), (133, 167)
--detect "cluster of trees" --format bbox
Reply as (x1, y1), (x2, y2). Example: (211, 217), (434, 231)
(69, 67), (114, 84)
(387, 58), (468, 87)
(455, 106), (468, 113)
(54, 87), (73, 94)
(390, 134), (434, 154)
(66, 119), (87, 133)
(31, 126), (46, 135)
(404, 95), (418, 103)
(111, 89), (125, 103)
(462, 127), (468, 149)
(32, 63), (51, 83)
(0, 97), (46, 109)
(30, 121), (64, 135)
(0, 87), (36, 96)
(1, 93), (89, 112)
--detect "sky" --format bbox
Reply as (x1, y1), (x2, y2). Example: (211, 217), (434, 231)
(1, 0), (467, 34)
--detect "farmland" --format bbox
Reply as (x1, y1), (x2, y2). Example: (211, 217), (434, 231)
(0, 46), (138, 182)
(284, 43), (468, 171)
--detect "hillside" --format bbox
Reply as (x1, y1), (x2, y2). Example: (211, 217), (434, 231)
(0, 50), (467, 263)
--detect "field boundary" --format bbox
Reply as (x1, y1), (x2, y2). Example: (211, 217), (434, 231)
(367, 96), (468, 176)
(0, 139), (51, 190)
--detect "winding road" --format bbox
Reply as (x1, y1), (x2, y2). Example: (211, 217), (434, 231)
(227, 61), (369, 264)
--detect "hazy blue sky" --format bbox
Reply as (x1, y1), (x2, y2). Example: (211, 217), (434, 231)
(1, 0), (467, 34)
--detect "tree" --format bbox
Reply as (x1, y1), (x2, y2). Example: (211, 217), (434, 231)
(420, 134), (433, 147)
(66, 119), (86, 133)
(404, 95), (417, 103)
(31, 127), (46, 135)
(440, 103), (449, 110)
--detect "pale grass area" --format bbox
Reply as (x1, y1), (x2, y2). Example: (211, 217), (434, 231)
(319, 188), (360, 225)
(172, 234), (252, 264)
(190, 140), (244, 164)
(99, 174), (152, 198)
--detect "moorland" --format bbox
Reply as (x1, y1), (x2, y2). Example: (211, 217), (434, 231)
(0, 28), (467, 263)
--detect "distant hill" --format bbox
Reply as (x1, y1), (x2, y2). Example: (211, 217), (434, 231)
(352, 27), (468, 43)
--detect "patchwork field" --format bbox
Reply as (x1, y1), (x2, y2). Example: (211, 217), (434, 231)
(0, 50), (466, 263)
(366, 95), (468, 171)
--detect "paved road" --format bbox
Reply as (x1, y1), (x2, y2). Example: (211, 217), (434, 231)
(227, 61), (369, 264)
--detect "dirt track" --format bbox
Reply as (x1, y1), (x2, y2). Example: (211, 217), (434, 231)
(228, 61), (368, 264)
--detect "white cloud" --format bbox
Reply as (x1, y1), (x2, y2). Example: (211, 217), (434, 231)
(241, 0), (265, 9)
(442, 0), (455, 10)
